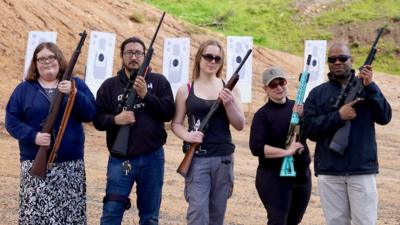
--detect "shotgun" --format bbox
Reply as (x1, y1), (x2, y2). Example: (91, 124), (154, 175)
(177, 49), (253, 177)
(30, 31), (87, 179)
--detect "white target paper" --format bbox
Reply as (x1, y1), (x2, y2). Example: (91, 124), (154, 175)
(23, 31), (57, 80)
(303, 40), (327, 100)
(85, 31), (116, 96)
(162, 38), (190, 98)
(226, 36), (253, 103)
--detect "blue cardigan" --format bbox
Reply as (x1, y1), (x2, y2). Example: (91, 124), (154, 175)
(5, 77), (96, 162)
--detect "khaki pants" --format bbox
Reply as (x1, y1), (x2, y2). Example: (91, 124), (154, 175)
(318, 174), (378, 225)
(184, 154), (234, 225)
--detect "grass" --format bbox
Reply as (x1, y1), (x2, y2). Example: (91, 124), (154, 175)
(143, 0), (400, 74)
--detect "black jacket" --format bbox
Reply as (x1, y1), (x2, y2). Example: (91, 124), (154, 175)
(303, 72), (391, 176)
(93, 69), (175, 158)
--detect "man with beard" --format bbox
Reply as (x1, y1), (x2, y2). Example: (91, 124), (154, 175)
(303, 43), (391, 225)
(93, 37), (175, 225)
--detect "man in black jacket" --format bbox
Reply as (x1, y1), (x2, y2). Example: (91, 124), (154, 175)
(303, 43), (391, 225)
(93, 37), (175, 225)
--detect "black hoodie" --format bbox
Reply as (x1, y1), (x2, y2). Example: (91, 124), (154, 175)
(93, 69), (175, 157)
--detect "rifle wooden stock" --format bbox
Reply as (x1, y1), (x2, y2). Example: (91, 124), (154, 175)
(47, 81), (77, 169)
(29, 31), (87, 179)
(111, 12), (165, 157)
(329, 28), (384, 155)
(176, 49), (252, 177)
(176, 143), (199, 177)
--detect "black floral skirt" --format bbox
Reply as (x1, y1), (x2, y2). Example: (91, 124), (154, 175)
(19, 160), (87, 225)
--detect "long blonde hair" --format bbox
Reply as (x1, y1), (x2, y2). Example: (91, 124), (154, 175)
(191, 40), (224, 80)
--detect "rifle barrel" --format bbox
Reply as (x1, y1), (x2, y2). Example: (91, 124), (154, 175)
(329, 27), (384, 154)
(176, 49), (253, 177)
(29, 31), (87, 179)
(111, 13), (165, 157)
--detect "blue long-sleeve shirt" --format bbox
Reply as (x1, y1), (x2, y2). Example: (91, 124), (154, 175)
(5, 77), (96, 162)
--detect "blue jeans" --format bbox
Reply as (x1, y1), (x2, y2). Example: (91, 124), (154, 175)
(100, 147), (164, 225)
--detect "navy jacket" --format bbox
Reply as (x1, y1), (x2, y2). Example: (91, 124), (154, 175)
(5, 77), (96, 162)
(303, 73), (391, 176)
(93, 69), (174, 158)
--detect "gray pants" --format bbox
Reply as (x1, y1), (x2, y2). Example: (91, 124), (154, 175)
(184, 154), (234, 225)
(318, 174), (378, 225)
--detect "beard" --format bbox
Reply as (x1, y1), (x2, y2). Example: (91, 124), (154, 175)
(123, 60), (140, 73)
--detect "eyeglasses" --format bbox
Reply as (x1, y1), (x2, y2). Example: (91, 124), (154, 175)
(268, 79), (287, 89)
(123, 50), (145, 58)
(202, 54), (222, 63)
(37, 55), (57, 64)
(327, 55), (351, 63)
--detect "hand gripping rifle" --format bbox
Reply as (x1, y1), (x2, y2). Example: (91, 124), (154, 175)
(111, 12), (166, 157)
(30, 31), (87, 179)
(329, 28), (384, 155)
(177, 49), (253, 177)
(280, 54), (312, 177)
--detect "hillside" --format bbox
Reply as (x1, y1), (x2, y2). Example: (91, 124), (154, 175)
(0, 0), (399, 224)
(145, 0), (400, 74)
(0, 0), (310, 119)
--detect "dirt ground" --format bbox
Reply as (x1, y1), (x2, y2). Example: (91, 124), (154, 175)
(1, 70), (400, 224)
(1, 86), (400, 224)
(0, 0), (399, 224)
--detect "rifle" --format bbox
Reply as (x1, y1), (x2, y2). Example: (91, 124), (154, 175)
(177, 49), (253, 177)
(29, 31), (87, 179)
(329, 28), (384, 155)
(47, 80), (78, 169)
(111, 12), (166, 157)
(280, 54), (312, 177)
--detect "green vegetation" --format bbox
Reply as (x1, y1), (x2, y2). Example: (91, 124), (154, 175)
(129, 10), (145, 23)
(143, 0), (400, 74)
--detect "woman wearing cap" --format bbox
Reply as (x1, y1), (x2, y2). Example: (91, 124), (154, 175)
(172, 39), (245, 225)
(249, 66), (311, 225)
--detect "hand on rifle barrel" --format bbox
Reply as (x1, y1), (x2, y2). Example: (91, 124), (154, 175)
(292, 104), (304, 118)
(185, 131), (204, 144)
(359, 65), (373, 87)
(57, 80), (72, 95)
(287, 137), (304, 156)
(219, 88), (234, 107)
(133, 76), (148, 99)
(35, 132), (51, 146)
(114, 110), (135, 125)
(339, 98), (363, 121)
